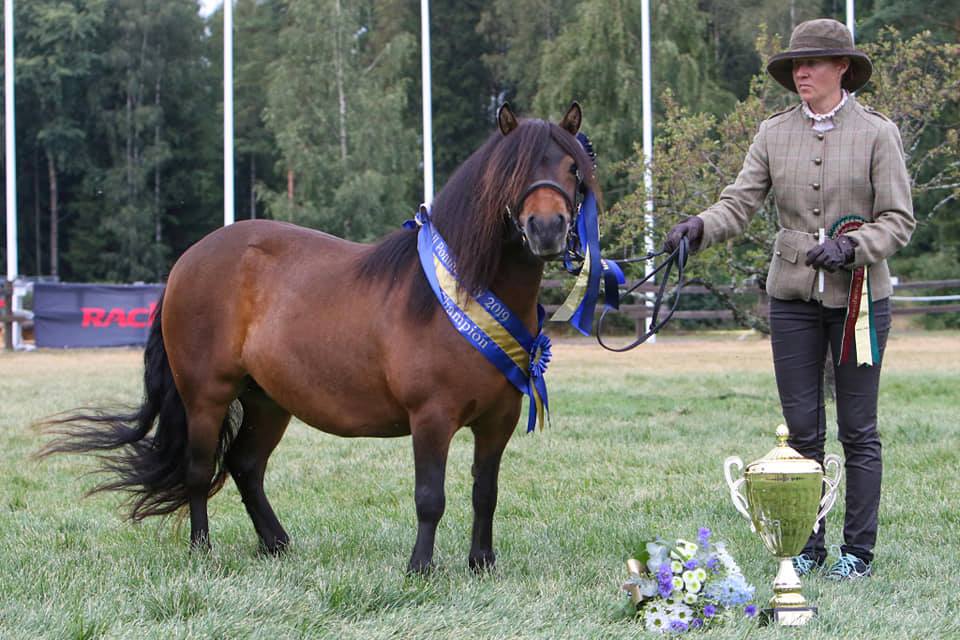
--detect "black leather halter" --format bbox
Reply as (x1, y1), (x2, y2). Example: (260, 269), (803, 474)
(506, 174), (584, 244)
(517, 179), (577, 215)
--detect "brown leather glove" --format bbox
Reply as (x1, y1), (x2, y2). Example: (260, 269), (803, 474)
(805, 236), (857, 272)
(663, 217), (704, 253)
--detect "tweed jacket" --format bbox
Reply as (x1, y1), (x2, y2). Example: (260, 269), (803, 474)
(697, 97), (915, 308)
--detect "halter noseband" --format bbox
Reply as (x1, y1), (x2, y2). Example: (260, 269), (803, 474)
(517, 179), (578, 215)
(506, 173), (585, 245)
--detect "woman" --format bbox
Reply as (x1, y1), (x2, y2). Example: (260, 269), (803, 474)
(665, 18), (915, 580)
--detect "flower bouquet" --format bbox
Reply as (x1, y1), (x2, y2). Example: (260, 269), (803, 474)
(621, 528), (757, 633)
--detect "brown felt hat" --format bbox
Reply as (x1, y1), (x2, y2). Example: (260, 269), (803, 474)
(766, 18), (873, 93)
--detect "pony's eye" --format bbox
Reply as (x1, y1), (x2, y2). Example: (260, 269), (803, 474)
(569, 163), (578, 175)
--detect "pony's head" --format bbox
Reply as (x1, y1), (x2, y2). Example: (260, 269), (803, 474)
(430, 102), (599, 296)
(490, 102), (594, 260)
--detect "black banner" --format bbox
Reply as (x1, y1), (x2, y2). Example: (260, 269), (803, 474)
(34, 283), (163, 348)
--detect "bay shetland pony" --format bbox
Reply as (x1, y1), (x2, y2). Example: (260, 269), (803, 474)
(41, 103), (597, 573)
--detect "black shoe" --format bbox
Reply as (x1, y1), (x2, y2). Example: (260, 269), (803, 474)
(825, 552), (872, 581)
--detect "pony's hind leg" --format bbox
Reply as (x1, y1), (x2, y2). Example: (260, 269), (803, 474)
(183, 399), (233, 550)
(468, 415), (517, 572)
(179, 376), (244, 550)
(228, 385), (292, 555)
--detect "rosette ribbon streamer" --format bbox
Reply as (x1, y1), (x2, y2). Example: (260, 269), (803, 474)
(830, 215), (879, 367)
(412, 208), (551, 432)
(551, 189), (625, 335)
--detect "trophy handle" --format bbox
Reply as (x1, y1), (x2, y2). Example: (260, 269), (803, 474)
(723, 456), (754, 530)
(813, 454), (843, 534)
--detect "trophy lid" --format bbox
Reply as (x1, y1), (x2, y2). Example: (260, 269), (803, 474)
(745, 425), (824, 475)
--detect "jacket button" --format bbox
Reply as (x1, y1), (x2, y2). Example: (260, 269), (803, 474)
(776, 250), (782, 256)
(813, 208), (821, 215)
(814, 157), (822, 165)
(816, 133), (825, 140)
(812, 183), (821, 190)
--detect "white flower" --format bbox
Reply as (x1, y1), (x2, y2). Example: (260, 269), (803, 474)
(644, 603), (671, 633)
(672, 576), (684, 591)
(694, 568), (707, 582)
(682, 570), (703, 593)
(670, 539), (698, 561)
(683, 592), (698, 605)
(671, 560), (683, 574)
(664, 601), (694, 622)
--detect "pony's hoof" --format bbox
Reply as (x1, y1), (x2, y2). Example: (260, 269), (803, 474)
(261, 536), (290, 557)
(189, 537), (212, 553)
(469, 551), (496, 573)
(407, 557), (434, 575)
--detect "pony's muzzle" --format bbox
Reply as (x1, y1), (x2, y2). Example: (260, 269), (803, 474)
(522, 213), (570, 260)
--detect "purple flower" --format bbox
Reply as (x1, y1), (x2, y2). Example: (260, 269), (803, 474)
(698, 527), (711, 545)
(669, 620), (689, 632)
(744, 604), (758, 618)
(706, 557), (720, 572)
(658, 562), (673, 581)
(657, 562), (674, 598)
(684, 559), (698, 570)
(690, 618), (703, 629)
(703, 604), (716, 618)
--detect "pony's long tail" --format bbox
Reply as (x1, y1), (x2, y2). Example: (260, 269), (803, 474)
(37, 291), (237, 520)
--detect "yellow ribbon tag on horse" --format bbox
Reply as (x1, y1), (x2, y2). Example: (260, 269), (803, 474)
(551, 246), (591, 323)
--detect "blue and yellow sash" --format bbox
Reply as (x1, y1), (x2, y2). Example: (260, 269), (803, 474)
(414, 211), (551, 432)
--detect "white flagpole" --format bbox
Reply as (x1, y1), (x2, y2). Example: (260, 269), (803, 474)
(640, 0), (655, 343)
(846, 0), (855, 42)
(223, 0), (235, 225)
(420, 0), (434, 205)
(4, 0), (21, 349)
(5, 0), (17, 280)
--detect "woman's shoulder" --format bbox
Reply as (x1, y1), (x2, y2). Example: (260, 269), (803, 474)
(850, 99), (899, 132)
(757, 104), (801, 134)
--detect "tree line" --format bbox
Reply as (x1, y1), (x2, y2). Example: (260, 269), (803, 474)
(1, 0), (957, 292)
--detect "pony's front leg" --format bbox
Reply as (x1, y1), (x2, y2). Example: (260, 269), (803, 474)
(408, 411), (455, 574)
(468, 415), (516, 572)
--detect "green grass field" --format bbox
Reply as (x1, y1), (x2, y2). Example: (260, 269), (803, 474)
(1, 332), (958, 639)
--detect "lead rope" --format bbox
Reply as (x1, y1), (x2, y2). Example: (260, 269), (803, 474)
(595, 237), (689, 352)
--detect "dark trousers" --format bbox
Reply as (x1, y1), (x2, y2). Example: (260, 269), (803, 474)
(769, 297), (891, 564)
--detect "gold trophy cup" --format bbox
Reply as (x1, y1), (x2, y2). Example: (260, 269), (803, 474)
(723, 425), (842, 626)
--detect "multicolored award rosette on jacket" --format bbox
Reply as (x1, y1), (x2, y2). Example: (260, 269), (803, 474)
(830, 215), (880, 367)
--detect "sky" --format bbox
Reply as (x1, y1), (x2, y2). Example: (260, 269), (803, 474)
(199, 0), (221, 18)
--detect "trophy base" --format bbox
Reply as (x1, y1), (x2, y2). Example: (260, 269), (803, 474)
(760, 606), (817, 626)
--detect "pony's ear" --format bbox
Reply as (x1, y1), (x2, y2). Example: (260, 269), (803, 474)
(559, 101), (582, 135)
(497, 103), (519, 136)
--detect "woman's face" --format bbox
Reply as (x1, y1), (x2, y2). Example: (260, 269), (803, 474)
(792, 57), (849, 108)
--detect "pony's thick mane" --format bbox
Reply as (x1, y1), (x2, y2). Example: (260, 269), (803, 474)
(357, 118), (599, 318)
